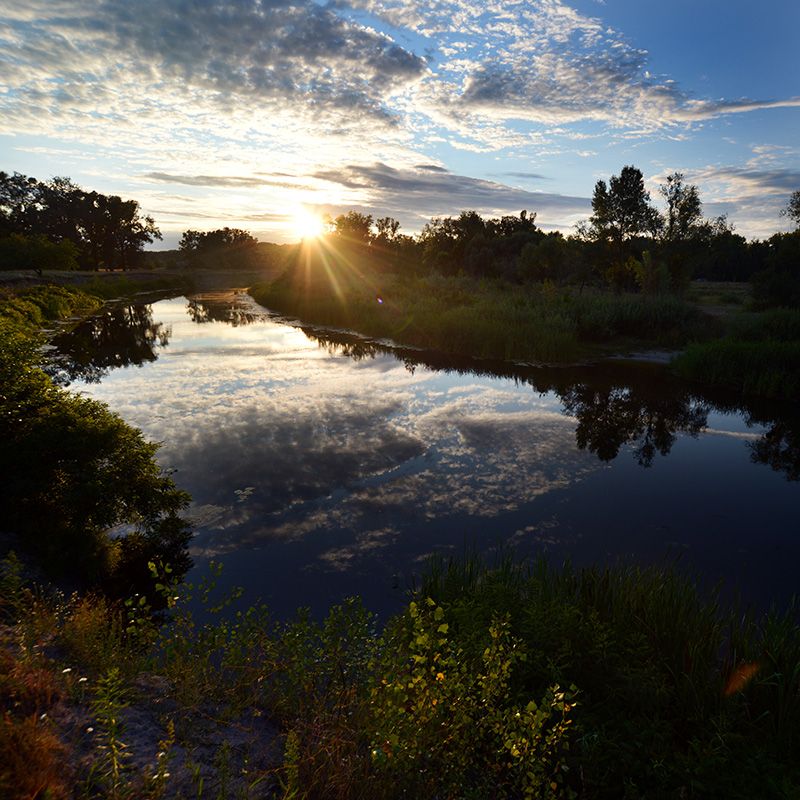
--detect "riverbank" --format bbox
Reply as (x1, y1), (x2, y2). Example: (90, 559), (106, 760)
(249, 270), (800, 400)
(0, 264), (284, 294)
(3, 283), (800, 798)
(3, 549), (800, 799)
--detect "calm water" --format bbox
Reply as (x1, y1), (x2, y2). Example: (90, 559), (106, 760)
(49, 290), (800, 621)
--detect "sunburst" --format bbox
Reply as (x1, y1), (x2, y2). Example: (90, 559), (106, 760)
(294, 208), (324, 240)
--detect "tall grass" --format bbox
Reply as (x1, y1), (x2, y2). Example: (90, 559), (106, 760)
(568, 292), (710, 345)
(414, 550), (800, 798)
(252, 270), (585, 363)
(673, 339), (800, 399)
(5, 544), (800, 799)
(251, 259), (713, 365)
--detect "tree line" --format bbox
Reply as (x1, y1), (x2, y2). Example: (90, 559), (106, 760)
(0, 170), (161, 272)
(291, 169), (800, 306)
(4, 165), (798, 304)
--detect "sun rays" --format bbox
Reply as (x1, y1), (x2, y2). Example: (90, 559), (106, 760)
(294, 208), (325, 241)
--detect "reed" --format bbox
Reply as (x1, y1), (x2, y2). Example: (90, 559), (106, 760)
(672, 339), (800, 399)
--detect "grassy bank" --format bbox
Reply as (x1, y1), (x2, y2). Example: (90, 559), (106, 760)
(2, 551), (799, 799)
(250, 269), (710, 365)
(0, 283), (104, 330)
(251, 260), (800, 400)
(671, 308), (800, 400)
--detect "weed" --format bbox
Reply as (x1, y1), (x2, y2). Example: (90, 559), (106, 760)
(88, 667), (130, 799)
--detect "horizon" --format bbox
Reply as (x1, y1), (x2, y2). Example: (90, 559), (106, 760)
(2, 0), (798, 248)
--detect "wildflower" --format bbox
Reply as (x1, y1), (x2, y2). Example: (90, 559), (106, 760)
(79, 677), (88, 683)
(39, 713), (47, 720)
(62, 667), (72, 673)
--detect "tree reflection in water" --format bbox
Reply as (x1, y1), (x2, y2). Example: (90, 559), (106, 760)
(46, 303), (171, 385)
(186, 294), (263, 327)
(48, 294), (800, 483)
(746, 415), (800, 482)
(559, 384), (709, 467)
(301, 326), (799, 480)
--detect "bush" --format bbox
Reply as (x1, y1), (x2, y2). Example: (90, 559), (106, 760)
(0, 233), (80, 272)
(0, 302), (191, 592)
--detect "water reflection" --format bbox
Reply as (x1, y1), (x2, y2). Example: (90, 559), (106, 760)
(186, 293), (264, 327)
(46, 303), (171, 385)
(49, 291), (800, 620)
(50, 294), (800, 484)
(746, 416), (800, 482)
(558, 383), (708, 467)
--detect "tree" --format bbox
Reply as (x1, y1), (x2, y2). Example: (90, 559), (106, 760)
(1, 171), (161, 270)
(781, 190), (800, 230)
(0, 317), (191, 588)
(374, 216), (400, 245)
(659, 173), (702, 242)
(179, 227), (258, 269)
(0, 233), (80, 273)
(589, 166), (661, 245)
(321, 211), (374, 245)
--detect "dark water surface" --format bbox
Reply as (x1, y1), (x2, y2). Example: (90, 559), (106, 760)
(50, 290), (800, 621)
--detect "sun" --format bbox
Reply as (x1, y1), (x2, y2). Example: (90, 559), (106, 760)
(294, 208), (324, 240)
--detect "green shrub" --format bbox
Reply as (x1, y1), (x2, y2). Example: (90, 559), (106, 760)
(370, 597), (577, 799)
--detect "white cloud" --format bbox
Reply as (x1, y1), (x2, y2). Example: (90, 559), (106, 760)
(1, 0), (796, 240)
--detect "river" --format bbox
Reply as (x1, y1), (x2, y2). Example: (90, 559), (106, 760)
(48, 289), (800, 622)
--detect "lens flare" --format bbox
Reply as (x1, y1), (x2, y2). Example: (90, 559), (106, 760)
(294, 209), (324, 240)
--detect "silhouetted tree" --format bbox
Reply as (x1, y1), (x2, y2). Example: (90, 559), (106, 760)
(0, 171), (161, 270)
(660, 173), (702, 243)
(781, 190), (800, 230)
(179, 227), (258, 269)
(589, 166), (662, 246)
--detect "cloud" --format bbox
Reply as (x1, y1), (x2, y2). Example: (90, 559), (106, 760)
(502, 172), (550, 181)
(2, 0), (793, 154)
(699, 167), (800, 196)
(144, 172), (281, 189)
(310, 161), (590, 228)
(692, 165), (800, 237)
(0, 0), (428, 141)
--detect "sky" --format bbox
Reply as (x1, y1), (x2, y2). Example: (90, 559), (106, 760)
(1, 0), (798, 248)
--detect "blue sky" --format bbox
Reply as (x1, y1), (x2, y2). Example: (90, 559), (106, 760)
(1, 0), (798, 247)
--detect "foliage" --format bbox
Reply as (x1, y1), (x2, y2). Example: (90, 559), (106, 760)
(0, 232), (80, 272)
(750, 231), (800, 308)
(2, 549), (800, 799)
(179, 227), (259, 270)
(589, 165), (662, 246)
(0, 643), (73, 799)
(0, 283), (103, 329)
(0, 288), (192, 594)
(672, 339), (800, 399)
(781, 189), (800, 230)
(253, 269), (584, 363)
(569, 291), (705, 344)
(370, 597), (576, 799)
(0, 170), (161, 270)
(660, 172), (702, 243)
